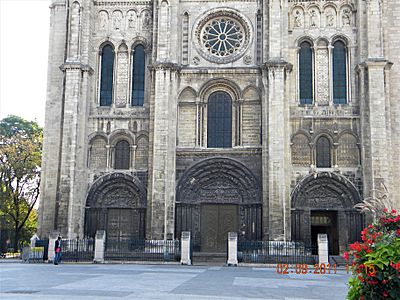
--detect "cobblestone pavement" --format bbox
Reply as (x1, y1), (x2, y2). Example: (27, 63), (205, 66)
(0, 263), (350, 299)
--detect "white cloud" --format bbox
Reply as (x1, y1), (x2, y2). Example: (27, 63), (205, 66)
(0, 0), (50, 126)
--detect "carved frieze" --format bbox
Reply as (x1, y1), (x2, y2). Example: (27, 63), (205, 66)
(116, 45), (129, 108)
(315, 45), (329, 105)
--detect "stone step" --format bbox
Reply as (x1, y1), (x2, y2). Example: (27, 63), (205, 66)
(329, 255), (347, 268)
(192, 252), (227, 265)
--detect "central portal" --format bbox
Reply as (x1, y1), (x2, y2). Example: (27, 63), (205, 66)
(201, 204), (238, 252)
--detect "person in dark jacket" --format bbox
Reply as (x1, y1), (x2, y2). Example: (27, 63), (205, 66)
(54, 236), (62, 265)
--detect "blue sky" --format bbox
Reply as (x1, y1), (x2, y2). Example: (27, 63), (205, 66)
(0, 0), (50, 126)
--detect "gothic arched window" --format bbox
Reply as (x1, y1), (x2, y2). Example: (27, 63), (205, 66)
(114, 140), (130, 169)
(99, 44), (114, 106)
(207, 91), (232, 148)
(316, 136), (331, 168)
(332, 41), (347, 104)
(131, 45), (145, 106)
(299, 41), (313, 105)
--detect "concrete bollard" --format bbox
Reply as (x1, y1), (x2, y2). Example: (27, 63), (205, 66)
(180, 231), (191, 265)
(227, 232), (238, 266)
(94, 230), (106, 263)
(48, 231), (60, 263)
(318, 234), (329, 265)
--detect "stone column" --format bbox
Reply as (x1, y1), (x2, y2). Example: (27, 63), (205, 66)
(318, 234), (329, 265)
(48, 231), (59, 263)
(227, 232), (238, 266)
(262, 61), (292, 241)
(149, 63), (179, 239)
(94, 230), (106, 263)
(38, 0), (68, 238)
(180, 231), (191, 265)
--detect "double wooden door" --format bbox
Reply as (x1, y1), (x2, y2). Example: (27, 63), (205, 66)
(201, 204), (238, 252)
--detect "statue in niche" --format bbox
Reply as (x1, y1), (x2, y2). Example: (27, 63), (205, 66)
(113, 12), (122, 30)
(326, 10), (335, 27)
(127, 11), (136, 29)
(310, 10), (317, 27)
(142, 12), (151, 29)
(342, 9), (351, 26)
(99, 11), (108, 30)
(294, 10), (303, 28)
(106, 121), (111, 134)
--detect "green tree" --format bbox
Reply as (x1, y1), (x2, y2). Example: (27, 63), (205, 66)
(0, 115), (42, 252)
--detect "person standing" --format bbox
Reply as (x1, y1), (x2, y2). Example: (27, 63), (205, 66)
(54, 237), (62, 265)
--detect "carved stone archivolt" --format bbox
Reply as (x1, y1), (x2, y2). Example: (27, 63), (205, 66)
(291, 171), (361, 209)
(86, 172), (147, 209)
(176, 157), (261, 205)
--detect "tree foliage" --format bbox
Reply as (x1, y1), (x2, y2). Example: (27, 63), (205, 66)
(0, 115), (42, 251)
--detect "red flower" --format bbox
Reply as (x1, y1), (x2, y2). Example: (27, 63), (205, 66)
(397, 229), (400, 236)
(383, 291), (388, 298)
(343, 252), (349, 261)
(350, 242), (362, 252)
(383, 208), (388, 213)
(391, 209), (397, 214)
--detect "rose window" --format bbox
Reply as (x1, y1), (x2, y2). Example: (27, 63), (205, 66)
(194, 10), (252, 64)
(202, 18), (244, 58)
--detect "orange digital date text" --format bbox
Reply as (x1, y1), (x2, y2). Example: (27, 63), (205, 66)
(276, 263), (337, 274)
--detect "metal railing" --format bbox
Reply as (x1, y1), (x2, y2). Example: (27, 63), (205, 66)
(61, 238), (95, 262)
(238, 240), (317, 264)
(105, 239), (180, 262)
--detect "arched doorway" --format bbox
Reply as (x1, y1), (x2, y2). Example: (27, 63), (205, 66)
(84, 173), (147, 242)
(176, 157), (262, 252)
(291, 172), (364, 254)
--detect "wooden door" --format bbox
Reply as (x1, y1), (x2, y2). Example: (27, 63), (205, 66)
(107, 209), (133, 242)
(201, 204), (238, 252)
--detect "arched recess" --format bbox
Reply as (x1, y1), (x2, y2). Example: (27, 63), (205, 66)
(84, 172), (147, 241)
(291, 172), (364, 254)
(298, 40), (313, 105)
(207, 91), (232, 148)
(291, 133), (311, 166)
(337, 133), (359, 167)
(135, 134), (149, 170)
(176, 157), (262, 251)
(242, 86), (261, 146)
(89, 135), (107, 169)
(178, 87), (197, 147)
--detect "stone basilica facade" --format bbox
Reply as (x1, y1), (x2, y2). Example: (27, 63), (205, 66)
(38, 0), (400, 254)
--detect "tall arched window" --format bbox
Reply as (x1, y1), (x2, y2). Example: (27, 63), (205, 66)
(207, 91), (232, 148)
(299, 41), (313, 105)
(316, 136), (331, 168)
(114, 140), (130, 169)
(99, 44), (114, 106)
(332, 40), (347, 104)
(131, 45), (145, 106)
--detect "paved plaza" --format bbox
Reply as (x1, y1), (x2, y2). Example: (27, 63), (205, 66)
(0, 262), (350, 299)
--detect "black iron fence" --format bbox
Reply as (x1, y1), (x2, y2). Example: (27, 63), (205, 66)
(105, 239), (180, 262)
(61, 238), (95, 263)
(238, 241), (317, 264)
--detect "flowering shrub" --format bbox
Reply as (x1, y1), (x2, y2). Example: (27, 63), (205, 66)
(345, 209), (400, 299)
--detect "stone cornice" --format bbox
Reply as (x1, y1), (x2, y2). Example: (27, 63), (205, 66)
(60, 62), (94, 74)
(262, 59), (293, 73)
(149, 62), (181, 72)
(356, 59), (393, 71)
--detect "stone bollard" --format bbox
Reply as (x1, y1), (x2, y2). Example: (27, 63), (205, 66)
(318, 234), (329, 265)
(180, 231), (191, 265)
(227, 232), (238, 266)
(48, 231), (60, 263)
(30, 233), (39, 248)
(94, 230), (106, 263)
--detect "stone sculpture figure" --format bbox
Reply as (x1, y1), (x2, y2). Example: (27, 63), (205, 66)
(294, 10), (303, 28)
(113, 12), (122, 30)
(99, 11), (108, 30)
(326, 10), (335, 27)
(310, 10), (317, 27)
(342, 9), (351, 26)
(127, 11), (136, 29)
